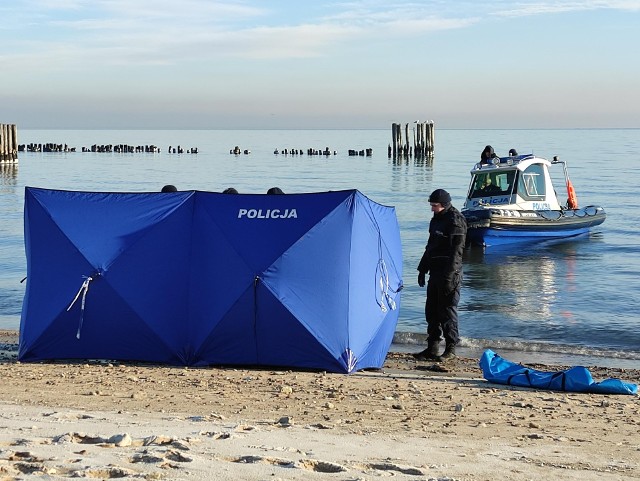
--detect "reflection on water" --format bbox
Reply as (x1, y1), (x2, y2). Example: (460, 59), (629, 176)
(458, 233), (640, 357)
(460, 239), (588, 344)
(0, 163), (18, 186)
(463, 244), (563, 320)
(391, 155), (434, 169)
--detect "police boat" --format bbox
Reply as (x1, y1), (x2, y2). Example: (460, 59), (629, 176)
(462, 153), (606, 247)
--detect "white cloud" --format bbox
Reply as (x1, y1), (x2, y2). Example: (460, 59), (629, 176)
(4, 0), (637, 68)
(492, 0), (640, 18)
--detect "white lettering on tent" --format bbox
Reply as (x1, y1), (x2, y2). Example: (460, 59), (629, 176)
(237, 208), (298, 219)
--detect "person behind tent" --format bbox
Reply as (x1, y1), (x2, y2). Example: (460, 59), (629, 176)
(414, 189), (467, 362)
(161, 184), (177, 192)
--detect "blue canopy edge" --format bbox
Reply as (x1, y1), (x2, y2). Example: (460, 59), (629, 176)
(479, 349), (637, 395)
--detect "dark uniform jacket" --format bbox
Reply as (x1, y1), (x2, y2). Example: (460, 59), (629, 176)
(417, 205), (467, 289)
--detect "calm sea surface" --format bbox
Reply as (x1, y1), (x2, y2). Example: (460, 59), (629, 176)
(1, 129), (639, 369)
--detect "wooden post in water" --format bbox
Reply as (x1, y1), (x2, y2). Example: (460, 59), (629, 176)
(394, 121), (434, 160)
(414, 122), (424, 157)
(403, 123), (409, 157)
(392, 122), (413, 159)
(392, 122), (405, 158)
(0, 124), (18, 164)
(391, 123), (398, 158)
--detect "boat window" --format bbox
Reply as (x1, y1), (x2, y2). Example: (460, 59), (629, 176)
(517, 164), (546, 200)
(469, 170), (516, 198)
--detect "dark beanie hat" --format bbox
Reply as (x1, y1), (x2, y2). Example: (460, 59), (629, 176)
(429, 188), (451, 206)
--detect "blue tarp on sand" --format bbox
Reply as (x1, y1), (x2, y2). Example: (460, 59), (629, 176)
(19, 188), (403, 373)
(480, 349), (637, 395)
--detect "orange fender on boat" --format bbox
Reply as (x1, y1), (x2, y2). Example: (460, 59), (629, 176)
(567, 180), (579, 209)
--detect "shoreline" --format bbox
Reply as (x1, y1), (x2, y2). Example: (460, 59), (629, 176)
(3, 328), (639, 377)
(393, 342), (640, 371)
(6, 326), (639, 370)
(1, 329), (639, 479)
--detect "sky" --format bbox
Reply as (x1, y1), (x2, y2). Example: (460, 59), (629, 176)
(1, 0), (639, 129)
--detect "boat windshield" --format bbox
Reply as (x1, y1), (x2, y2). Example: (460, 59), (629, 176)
(469, 170), (516, 198)
(517, 164), (546, 200)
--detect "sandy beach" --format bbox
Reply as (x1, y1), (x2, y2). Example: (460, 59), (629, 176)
(0, 329), (638, 480)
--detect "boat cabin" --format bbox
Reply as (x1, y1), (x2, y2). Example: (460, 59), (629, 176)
(463, 154), (563, 212)
(462, 152), (606, 247)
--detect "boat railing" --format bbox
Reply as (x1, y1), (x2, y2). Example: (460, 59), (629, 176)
(474, 153), (535, 170)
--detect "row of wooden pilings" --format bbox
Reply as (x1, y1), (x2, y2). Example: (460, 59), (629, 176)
(0, 124), (18, 164)
(389, 121), (434, 159)
(19, 143), (197, 154)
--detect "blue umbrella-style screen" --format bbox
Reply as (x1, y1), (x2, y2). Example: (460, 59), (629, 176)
(19, 188), (403, 373)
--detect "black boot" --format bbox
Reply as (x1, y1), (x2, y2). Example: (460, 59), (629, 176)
(412, 342), (441, 361)
(440, 344), (456, 360)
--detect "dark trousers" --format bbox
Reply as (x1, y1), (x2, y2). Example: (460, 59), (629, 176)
(425, 273), (461, 347)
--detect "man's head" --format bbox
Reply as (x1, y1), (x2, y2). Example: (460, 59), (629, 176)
(428, 188), (451, 214)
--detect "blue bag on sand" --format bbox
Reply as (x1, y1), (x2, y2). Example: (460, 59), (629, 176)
(479, 349), (637, 395)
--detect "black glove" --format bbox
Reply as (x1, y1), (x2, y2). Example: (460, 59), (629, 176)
(418, 272), (425, 288)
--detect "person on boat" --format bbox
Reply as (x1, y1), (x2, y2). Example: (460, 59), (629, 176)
(508, 148), (518, 156)
(480, 145), (498, 164)
(414, 189), (467, 362)
(161, 184), (177, 192)
(222, 187), (239, 194)
(480, 176), (502, 195)
(267, 187), (285, 194)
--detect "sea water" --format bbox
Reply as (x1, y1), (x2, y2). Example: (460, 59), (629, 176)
(1, 128), (639, 368)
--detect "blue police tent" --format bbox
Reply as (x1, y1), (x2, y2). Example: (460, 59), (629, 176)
(19, 187), (403, 373)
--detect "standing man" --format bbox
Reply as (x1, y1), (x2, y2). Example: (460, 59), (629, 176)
(414, 189), (467, 361)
